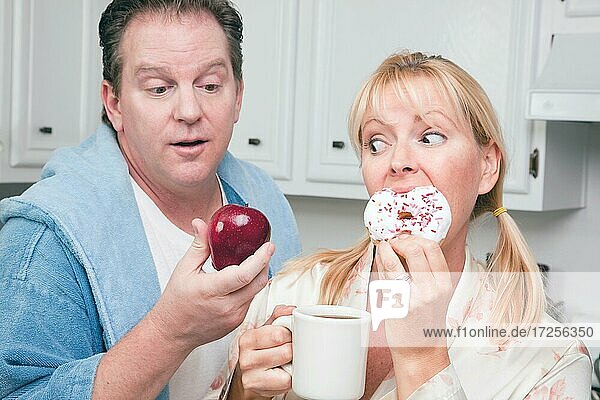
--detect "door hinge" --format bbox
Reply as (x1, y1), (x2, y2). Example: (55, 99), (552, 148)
(529, 148), (539, 178)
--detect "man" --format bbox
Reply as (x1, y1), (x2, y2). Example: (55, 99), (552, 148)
(0, 0), (301, 399)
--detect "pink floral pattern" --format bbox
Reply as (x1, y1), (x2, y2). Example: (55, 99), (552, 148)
(525, 377), (576, 400)
(208, 246), (592, 400)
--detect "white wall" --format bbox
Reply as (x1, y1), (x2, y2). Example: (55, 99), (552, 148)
(287, 122), (600, 325)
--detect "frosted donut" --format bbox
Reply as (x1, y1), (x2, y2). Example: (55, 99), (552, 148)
(363, 186), (451, 243)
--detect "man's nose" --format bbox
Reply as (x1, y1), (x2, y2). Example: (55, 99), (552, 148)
(173, 86), (203, 124)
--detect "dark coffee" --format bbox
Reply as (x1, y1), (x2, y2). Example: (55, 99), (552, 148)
(314, 314), (360, 320)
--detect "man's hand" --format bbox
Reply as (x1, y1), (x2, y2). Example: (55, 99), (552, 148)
(93, 218), (273, 400)
(150, 218), (274, 352)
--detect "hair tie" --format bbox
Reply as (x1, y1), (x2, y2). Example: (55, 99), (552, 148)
(492, 207), (507, 218)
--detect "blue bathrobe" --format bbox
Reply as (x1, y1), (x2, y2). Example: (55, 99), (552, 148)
(0, 124), (301, 399)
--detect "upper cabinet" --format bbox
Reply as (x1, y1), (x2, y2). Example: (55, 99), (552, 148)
(0, 0), (108, 183)
(1, 0), (592, 211)
(232, 0), (591, 211)
(227, 1), (298, 181)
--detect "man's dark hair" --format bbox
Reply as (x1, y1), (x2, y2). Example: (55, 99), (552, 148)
(98, 0), (243, 128)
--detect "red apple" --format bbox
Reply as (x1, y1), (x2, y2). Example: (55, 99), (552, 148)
(208, 204), (271, 271)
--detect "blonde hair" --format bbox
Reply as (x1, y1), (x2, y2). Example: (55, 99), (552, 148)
(283, 51), (545, 325)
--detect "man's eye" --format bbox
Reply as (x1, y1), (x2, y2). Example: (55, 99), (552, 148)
(148, 86), (170, 95)
(421, 131), (446, 145)
(204, 84), (220, 92)
(367, 138), (388, 154)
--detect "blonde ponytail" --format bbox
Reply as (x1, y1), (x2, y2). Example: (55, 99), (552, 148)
(278, 234), (371, 305)
(487, 212), (546, 325)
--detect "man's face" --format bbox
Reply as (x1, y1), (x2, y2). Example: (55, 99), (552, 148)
(105, 12), (243, 193)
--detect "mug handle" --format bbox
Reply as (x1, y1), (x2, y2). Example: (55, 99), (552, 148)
(272, 315), (293, 375)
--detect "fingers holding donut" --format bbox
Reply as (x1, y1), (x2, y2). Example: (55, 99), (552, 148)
(374, 239), (410, 281)
(375, 234), (451, 286)
(375, 235), (453, 351)
(388, 235), (448, 273)
(389, 234), (453, 297)
(365, 187), (454, 383)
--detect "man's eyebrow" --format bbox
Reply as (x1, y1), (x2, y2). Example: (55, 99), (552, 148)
(134, 65), (171, 78)
(205, 59), (227, 70)
(134, 60), (228, 78)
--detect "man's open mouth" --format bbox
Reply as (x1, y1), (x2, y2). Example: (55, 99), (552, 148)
(173, 140), (206, 147)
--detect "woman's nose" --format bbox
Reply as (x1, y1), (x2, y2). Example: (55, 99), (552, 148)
(173, 87), (203, 124)
(391, 162), (418, 174)
(390, 148), (419, 175)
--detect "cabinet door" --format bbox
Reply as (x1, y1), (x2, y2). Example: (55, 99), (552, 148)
(227, 0), (298, 180)
(8, 0), (101, 169)
(302, 0), (531, 196)
(0, 2), (9, 169)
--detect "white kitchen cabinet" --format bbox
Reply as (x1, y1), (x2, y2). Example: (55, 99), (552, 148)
(510, 120), (589, 211)
(232, 0), (590, 211)
(0, 0), (107, 183)
(511, 0), (600, 210)
(2, 1), (590, 211)
(301, 0), (529, 199)
(228, 1), (297, 181)
(0, 2), (10, 174)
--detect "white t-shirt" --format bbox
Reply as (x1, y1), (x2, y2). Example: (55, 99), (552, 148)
(131, 177), (235, 400)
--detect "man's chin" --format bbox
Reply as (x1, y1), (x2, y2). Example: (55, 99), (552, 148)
(170, 167), (217, 188)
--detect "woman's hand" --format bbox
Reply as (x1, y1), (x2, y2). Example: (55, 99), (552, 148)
(374, 234), (455, 398)
(235, 305), (295, 399)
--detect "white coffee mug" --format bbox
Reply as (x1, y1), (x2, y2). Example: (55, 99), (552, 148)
(273, 305), (371, 400)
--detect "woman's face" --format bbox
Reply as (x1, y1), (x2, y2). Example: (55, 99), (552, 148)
(359, 83), (500, 248)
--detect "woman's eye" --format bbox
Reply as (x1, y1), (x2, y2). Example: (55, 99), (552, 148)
(367, 138), (388, 154)
(421, 131), (446, 145)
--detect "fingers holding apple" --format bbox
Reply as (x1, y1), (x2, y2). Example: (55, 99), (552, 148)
(168, 218), (211, 274)
(154, 207), (274, 349)
(211, 241), (274, 302)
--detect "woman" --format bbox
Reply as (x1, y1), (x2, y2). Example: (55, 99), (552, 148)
(212, 51), (591, 400)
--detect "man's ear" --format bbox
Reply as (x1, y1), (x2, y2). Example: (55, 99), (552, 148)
(233, 79), (244, 123)
(101, 80), (123, 132)
(478, 142), (501, 195)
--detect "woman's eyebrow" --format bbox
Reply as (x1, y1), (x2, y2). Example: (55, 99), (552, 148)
(361, 117), (391, 132)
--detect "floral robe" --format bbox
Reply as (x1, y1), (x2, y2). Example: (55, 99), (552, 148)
(206, 245), (592, 400)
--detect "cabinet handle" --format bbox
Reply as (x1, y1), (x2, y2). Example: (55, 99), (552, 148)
(332, 141), (345, 149)
(248, 138), (261, 146)
(529, 148), (539, 179)
(39, 126), (53, 134)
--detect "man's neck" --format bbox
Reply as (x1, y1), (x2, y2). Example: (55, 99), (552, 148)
(131, 173), (223, 235)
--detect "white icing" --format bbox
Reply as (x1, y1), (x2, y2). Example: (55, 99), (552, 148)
(363, 186), (451, 242)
